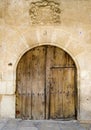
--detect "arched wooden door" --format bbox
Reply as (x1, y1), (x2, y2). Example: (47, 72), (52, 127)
(16, 45), (77, 120)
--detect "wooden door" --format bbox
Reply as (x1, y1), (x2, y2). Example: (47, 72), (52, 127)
(49, 68), (76, 119)
(16, 46), (46, 119)
(16, 45), (77, 120)
(46, 46), (76, 119)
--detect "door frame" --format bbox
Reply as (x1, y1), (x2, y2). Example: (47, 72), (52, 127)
(15, 44), (80, 120)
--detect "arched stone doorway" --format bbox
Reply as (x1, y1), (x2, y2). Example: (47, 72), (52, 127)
(16, 45), (77, 120)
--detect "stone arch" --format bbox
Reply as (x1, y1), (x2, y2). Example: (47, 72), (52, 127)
(14, 43), (80, 73)
(14, 42), (80, 120)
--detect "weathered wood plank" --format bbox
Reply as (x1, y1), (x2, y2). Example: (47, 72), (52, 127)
(46, 46), (54, 119)
(63, 68), (76, 118)
(50, 68), (63, 119)
(31, 46), (46, 119)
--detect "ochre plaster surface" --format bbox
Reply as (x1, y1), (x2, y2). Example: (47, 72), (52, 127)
(0, 0), (91, 122)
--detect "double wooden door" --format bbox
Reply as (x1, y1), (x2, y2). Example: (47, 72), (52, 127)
(16, 45), (77, 120)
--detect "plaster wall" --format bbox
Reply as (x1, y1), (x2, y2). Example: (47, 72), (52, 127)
(0, 0), (91, 122)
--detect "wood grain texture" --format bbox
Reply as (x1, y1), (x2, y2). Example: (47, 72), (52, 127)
(16, 45), (77, 120)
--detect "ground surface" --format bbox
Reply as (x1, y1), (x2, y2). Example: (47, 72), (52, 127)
(0, 119), (91, 130)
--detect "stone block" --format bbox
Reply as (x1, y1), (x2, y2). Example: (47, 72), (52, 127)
(39, 122), (60, 130)
(17, 127), (38, 130)
(0, 95), (15, 118)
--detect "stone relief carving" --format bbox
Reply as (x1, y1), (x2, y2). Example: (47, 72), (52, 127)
(29, 0), (61, 25)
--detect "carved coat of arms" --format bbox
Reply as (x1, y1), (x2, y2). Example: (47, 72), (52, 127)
(29, 0), (61, 25)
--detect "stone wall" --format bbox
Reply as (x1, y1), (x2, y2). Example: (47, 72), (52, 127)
(0, 0), (91, 122)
